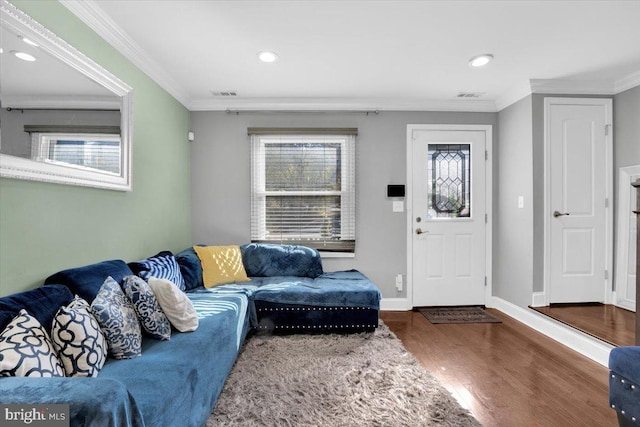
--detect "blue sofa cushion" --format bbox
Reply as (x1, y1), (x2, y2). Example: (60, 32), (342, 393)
(609, 346), (640, 385)
(175, 246), (204, 291)
(0, 285), (73, 332)
(44, 260), (133, 303)
(128, 251), (186, 291)
(240, 243), (323, 278)
(249, 270), (381, 310)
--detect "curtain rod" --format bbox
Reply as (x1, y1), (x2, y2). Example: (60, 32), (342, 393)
(6, 107), (119, 112)
(225, 109), (379, 115)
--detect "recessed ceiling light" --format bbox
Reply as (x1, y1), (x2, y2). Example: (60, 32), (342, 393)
(468, 54), (493, 68)
(19, 35), (39, 47)
(258, 51), (279, 63)
(11, 50), (36, 61)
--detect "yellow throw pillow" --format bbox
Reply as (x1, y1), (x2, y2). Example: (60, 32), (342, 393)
(193, 245), (251, 288)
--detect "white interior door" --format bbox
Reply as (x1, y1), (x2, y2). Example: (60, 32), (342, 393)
(546, 98), (612, 304)
(409, 126), (488, 307)
(615, 166), (639, 311)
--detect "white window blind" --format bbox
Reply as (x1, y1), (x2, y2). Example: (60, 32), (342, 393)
(250, 130), (356, 252)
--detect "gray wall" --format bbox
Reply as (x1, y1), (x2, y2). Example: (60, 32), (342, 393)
(495, 96), (534, 307)
(190, 111), (497, 299)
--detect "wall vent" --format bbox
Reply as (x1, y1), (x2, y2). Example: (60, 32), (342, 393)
(211, 90), (238, 97)
(456, 92), (485, 98)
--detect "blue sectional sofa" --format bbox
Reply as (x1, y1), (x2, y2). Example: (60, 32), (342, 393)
(0, 244), (380, 426)
(609, 346), (640, 426)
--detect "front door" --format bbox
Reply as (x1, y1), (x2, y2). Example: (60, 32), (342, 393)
(546, 98), (612, 303)
(409, 125), (489, 307)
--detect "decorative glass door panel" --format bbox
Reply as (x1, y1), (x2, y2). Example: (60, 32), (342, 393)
(427, 144), (471, 219)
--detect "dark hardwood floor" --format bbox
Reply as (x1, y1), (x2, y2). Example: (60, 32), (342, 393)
(530, 304), (635, 347)
(381, 310), (617, 427)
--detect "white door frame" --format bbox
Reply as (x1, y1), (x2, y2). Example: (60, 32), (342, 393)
(406, 124), (493, 308)
(542, 97), (614, 305)
(614, 165), (640, 311)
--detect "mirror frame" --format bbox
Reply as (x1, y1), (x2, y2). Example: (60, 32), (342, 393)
(0, 1), (133, 191)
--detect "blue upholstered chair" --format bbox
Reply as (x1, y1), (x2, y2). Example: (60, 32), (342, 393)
(609, 346), (640, 426)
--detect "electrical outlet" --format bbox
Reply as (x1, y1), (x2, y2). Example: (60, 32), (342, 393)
(395, 274), (403, 292)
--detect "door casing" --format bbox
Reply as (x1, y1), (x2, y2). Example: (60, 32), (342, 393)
(543, 97), (614, 305)
(406, 124), (493, 309)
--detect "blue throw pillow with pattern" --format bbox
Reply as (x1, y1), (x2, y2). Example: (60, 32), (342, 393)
(0, 309), (65, 377)
(90, 276), (142, 359)
(122, 275), (171, 341)
(51, 295), (107, 377)
(129, 251), (186, 291)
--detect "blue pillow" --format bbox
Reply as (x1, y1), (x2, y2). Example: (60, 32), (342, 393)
(240, 244), (324, 278)
(122, 275), (171, 340)
(128, 251), (185, 291)
(175, 247), (204, 291)
(51, 296), (107, 377)
(0, 285), (74, 332)
(0, 309), (66, 377)
(90, 277), (142, 360)
(44, 260), (133, 303)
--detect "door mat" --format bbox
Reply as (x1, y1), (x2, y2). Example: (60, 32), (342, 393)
(418, 306), (502, 324)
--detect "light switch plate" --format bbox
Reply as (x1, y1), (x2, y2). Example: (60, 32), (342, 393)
(518, 196), (524, 209)
(392, 201), (404, 212)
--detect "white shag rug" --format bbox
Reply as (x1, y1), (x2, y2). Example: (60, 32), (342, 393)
(207, 322), (482, 426)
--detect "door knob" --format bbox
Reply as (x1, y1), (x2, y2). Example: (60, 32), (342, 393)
(415, 228), (428, 235)
(553, 211), (570, 218)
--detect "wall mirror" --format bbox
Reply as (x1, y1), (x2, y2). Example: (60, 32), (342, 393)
(0, 1), (133, 191)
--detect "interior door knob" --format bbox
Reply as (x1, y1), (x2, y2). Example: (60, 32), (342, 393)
(553, 211), (570, 218)
(415, 228), (427, 235)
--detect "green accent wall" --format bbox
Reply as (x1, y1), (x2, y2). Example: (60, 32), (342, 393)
(0, 1), (191, 296)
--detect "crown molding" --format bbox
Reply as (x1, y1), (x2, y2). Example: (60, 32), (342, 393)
(614, 70), (640, 93)
(60, 0), (191, 109)
(495, 80), (533, 111)
(530, 78), (616, 95)
(189, 97), (498, 113)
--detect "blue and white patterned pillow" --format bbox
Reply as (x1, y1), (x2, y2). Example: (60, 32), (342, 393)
(130, 251), (185, 291)
(122, 275), (171, 341)
(51, 295), (107, 377)
(0, 309), (65, 377)
(90, 276), (142, 360)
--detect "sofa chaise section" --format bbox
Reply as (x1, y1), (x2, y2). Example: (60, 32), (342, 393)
(609, 346), (640, 426)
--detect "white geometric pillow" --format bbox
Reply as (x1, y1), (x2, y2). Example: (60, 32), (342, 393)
(51, 295), (107, 377)
(0, 309), (65, 377)
(122, 275), (171, 341)
(147, 277), (198, 332)
(90, 276), (142, 359)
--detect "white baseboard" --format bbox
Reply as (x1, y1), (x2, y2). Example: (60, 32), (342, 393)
(489, 297), (613, 367)
(531, 292), (546, 307)
(380, 298), (411, 311)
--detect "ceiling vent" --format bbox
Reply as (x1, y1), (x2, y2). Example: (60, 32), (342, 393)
(211, 90), (238, 97)
(456, 92), (485, 98)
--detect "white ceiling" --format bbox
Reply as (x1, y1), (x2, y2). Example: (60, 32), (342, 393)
(63, 0), (640, 112)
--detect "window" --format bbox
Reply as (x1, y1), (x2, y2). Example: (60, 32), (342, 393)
(427, 143), (471, 218)
(250, 128), (356, 253)
(30, 132), (121, 175)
